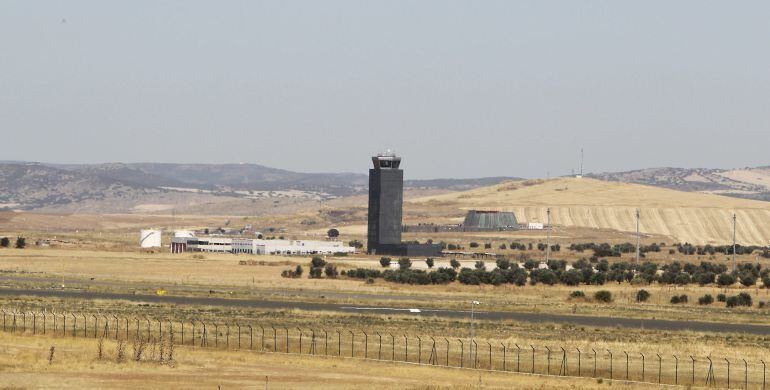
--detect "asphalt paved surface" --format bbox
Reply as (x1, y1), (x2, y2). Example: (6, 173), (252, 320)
(1, 287), (767, 335)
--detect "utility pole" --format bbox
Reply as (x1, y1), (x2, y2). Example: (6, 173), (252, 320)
(636, 209), (641, 265)
(546, 208), (551, 263)
(733, 213), (737, 273)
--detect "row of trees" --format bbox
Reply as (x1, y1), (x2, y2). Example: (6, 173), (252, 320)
(0, 237), (25, 249)
(351, 257), (770, 288)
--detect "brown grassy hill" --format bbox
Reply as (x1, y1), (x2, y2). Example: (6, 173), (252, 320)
(408, 178), (770, 245)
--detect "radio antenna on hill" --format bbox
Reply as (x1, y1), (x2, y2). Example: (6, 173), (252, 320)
(577, 148), (584, 178)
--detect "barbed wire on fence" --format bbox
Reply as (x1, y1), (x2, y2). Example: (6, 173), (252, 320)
(1, 307), (767, 389)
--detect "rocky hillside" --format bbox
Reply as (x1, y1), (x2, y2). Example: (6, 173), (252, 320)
(588, 167), (770, 201)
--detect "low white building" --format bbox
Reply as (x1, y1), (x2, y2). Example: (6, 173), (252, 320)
(173, 236), (355, 255)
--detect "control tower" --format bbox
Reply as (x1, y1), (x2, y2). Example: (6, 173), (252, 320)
(366, 150), (441, 256)
(367, 150), (403, 254)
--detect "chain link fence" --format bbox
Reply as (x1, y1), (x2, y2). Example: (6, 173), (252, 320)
(1, 307), (767, 388)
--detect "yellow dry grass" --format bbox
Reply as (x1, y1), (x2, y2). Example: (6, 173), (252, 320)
(0, 331), (646, 389)
(408, 178), (770, 245)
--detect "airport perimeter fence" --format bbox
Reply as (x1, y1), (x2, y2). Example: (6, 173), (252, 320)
(1, 307), (768, 389)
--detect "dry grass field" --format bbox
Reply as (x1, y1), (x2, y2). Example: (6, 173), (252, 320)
(408, 178), (770, 245)
(0, 331), (658, 389)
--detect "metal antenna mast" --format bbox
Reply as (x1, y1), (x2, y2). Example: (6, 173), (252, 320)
(580, 148), (584, 177)
(546, 208), (551, 263)
(732, 213), (737, 273)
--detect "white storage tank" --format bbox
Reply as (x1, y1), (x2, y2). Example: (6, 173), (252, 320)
(139, 229), (162, 248)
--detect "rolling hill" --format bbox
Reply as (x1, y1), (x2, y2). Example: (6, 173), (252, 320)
(408, 177), (770, 245)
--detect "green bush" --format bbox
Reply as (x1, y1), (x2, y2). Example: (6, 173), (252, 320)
(635, 289), (651, 302)
(450, 259), (461, 269)
(379, 257), (391, 267)
(310, 256), (326, 268)
(569, 291), (585, 298)
(670, 294), (688, 304)
(594, 290), (613, 303)
(0, 237), (9, 248)
(398, 257), (412, 270)
(717, 273), (736, 286)
(469, 242), (479, 248)
(425, 258), (435, 268)
(717, 293), (727, 302)
(474, 261), (486, 270)
(698, 294), (713, 305)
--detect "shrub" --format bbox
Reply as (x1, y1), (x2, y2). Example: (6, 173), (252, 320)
(594, 290), (613, 303)
(469, 242), (479, 248)
(670, 294), (688, 304)
(635, 289), (651, 302)
(308, 266), (323, 278)
(740, 273), (757, 287)
(14, 237), (25, 249)
(346, 268), (382, 279)
(499, 244), (507, 250)
(560, 269), (583, 286)
(530, 269), (558, 285)
(484, 243), (492, 249)
(523, 260), (539, 270)
(0, 237), (9, 248)
(717, 293), (727, 302)
(311, 256), (326, 268)
(425, 258), (434, 268)
(324, 264), (338, 278)
(348, 240), (363, 249)
(379, 257), (391, 267)
(763, 276), (770, 288)
(717, 273), (736, 286)
(474, 261), (486, 270)
(326, 228), (339, 238)
(569, 291), (585, 298)
(398, 257), (412, 270)
(450, 259), (461, 269)
(698, 294), (714, 305)
(294, 265), (303, 277)
(496, 258), (511, 270)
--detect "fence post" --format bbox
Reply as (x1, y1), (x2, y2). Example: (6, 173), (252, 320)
(250, 325), (255, 350)
(501, 343), (506, 371)
(284, 327), (289, 353)
(577, 348), (581, 376)
(416, 336), (422, 364)
(272, 326), (277, 352)
(531, 345), (536, 374)
(444, 338), (450, 367)
(42, 311), (46, 334)
(472, 340), (479, 369)
(191, 321), (196, 346)
(1, 309), (5, 331)
(113, 315), (119, 340)
(21, 311), (25, 333)
(690, 356), (695, 385)
(761, 360), (766, 390)
(32, 312), (36, 335)
(624, 351), (629, 380)
(61, 312), (66, 337)
(297, 327), (303, 354)
(376, 332), (382, 360)
(389, 333), (395, 361)
(673, 355), (679, 385)
(592, 348), (597, 378)
(545, 346), (552, 375)
(323, 329), (328, 355)
(349, 330), (354, 358)
(706, 356), (715, 387)
(744, 359), (748, 390)
(404, 334), (408, 362)
(607, 349), (613, 380)
(487, 342), (492, 370)
(311, 329), (317, 355)
(225, 324), (230, 350)
(515, 344), (521, 372)
(145, 317), (151, 342)
(71, 313), (77, 337)
(727, 358), (732, 389)
(363, 331), (368, 359)
(640, 353), (645, 382)
(459, 339), (464, 368)
(560, 347), (567, 376)
(237, 324), (241, 349)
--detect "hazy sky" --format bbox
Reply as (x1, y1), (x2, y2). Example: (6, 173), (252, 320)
(1, 1), (769, 179)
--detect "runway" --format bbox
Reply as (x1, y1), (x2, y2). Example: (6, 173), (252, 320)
(0, 287), (766, 335)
